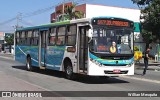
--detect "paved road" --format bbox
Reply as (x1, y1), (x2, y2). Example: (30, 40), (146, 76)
(0, 56), (160, 100)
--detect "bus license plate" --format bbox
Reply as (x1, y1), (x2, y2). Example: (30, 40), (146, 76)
(113, 69), (121, 73)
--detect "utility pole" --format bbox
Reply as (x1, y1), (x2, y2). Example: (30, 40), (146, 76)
(16, 13), (22, 29)
(62, 0), (65, 21)
(13, 13), (22, 60)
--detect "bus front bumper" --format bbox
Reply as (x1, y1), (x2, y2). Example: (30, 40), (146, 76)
(88, 62), (134, 76)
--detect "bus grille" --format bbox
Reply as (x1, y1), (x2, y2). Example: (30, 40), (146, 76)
(104, 70), (128, 74)
(103, 64), (127, 66)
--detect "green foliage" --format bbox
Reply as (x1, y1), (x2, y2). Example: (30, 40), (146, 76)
(132, 0), (152, 6)
(56, 3), (84, 22)
(141, 29), (152, 43)
(64, 3), (84, 20)
(132, 0), (160, 43)
(5, 34), (14, 45)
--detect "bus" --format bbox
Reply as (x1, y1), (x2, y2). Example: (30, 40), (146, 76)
(14, 16), (135, 79)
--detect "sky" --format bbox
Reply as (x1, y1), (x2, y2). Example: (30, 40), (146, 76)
(0, 0), (138, 33)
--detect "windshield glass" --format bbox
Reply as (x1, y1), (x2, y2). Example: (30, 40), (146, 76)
(89, 26), (134, 54)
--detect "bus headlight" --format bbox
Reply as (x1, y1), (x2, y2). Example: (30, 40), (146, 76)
(90, 59), (103, 67)
(127, 62), (134, 67)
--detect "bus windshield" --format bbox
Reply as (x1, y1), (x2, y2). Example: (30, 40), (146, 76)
(89, 26), (134, 54)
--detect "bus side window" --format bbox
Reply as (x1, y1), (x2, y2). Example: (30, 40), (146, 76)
(21, 31), (26, 45)
(57, 26), (65, 46)
(27, 31), (32, 46)
(33, 30), (39, 46)
(19, 32), (22, 45)
(66, 25), (76, 46)
(49, 28), (56, 45)
(16, 32), (20, 45)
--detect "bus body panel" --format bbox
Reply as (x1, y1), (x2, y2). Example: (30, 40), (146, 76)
(15, 46), (26, 64)
(60, 46), (78, 73)
(45, 46), (66, 71)
(15, 46), (39, 67)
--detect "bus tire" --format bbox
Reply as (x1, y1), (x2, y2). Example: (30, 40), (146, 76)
(64, 62), (75, 80)
(26, 57), (33, 71)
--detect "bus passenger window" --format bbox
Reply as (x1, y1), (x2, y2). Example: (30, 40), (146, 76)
(66, 25), (76, 46)
(48, 28), (56, 45)
(49, 37), (56, 45)
(57, 27), (65, 45)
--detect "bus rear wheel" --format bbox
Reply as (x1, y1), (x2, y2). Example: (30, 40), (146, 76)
(64, 62), (75, 80)
(26, 57), (33, 71)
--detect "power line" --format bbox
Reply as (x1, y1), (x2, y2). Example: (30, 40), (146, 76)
(0, 17), (17, 26)
(20, 20), (35, 26)
(0, 29), (15, 32)
(0, 4), (58, 26)
(0, 0), (93, 28)
(22, 6), (55, 18)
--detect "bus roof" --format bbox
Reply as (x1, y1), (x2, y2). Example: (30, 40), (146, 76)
(16, 20), (70, 31)
(16, 18), (92, 31)
(16, 16), (132, 31)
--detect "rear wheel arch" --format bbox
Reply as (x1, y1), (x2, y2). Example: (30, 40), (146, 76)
(63, 57), (75, 79)
(63, 57), (72, 71)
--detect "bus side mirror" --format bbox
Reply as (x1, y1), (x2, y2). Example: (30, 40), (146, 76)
(88, 29), (93, 43)
(88, 29), (92, 37)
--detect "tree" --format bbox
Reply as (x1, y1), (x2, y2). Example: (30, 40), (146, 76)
(5, 33), (14, 53)
(55, 3), (84, 22)
(132, 0), (152, 7)
(64, 3), (84, 20)
(132, 0), (160, 47)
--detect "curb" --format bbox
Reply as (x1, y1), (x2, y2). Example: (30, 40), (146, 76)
(121, 76), (160, 84)
(0, 55), (14, 60)
(135, 67), (160, 71)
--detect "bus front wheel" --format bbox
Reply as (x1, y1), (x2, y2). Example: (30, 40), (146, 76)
(26, 57), (33, 71)
(64, 62), (75, 80)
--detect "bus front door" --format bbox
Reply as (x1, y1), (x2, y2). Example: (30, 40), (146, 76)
(39, 30), (48, 68)
(78, 26), (89, 72)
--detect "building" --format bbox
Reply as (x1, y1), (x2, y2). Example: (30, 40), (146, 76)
(50, 2), (73, 23)
(0, 32), (14, 53)
(0, 32), (4, 44)
(51, 3), (140, 23)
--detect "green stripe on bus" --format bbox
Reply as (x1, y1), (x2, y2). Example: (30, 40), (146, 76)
(17, 21), (70, 31)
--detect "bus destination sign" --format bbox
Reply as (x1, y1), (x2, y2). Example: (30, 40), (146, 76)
(93, 19), (130, 27)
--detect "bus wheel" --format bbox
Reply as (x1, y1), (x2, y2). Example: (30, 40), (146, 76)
(26, 57), (33, 71)
(65, 62), (74, 80)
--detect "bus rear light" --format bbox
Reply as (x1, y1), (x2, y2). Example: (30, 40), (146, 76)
(67, 47), (76, 52)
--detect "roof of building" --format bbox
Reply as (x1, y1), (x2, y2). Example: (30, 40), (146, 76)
(82, 3), (140, 11)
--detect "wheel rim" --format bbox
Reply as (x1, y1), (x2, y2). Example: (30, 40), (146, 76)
(66, 65), (72, 75)
(27, 58), (30, 70)
(27, 62), (30, 69)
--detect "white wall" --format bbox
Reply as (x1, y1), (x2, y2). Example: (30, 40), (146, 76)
(86, 4), (140, 22)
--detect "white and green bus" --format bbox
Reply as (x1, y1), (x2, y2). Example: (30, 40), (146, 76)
(15, 16), (135, 79)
